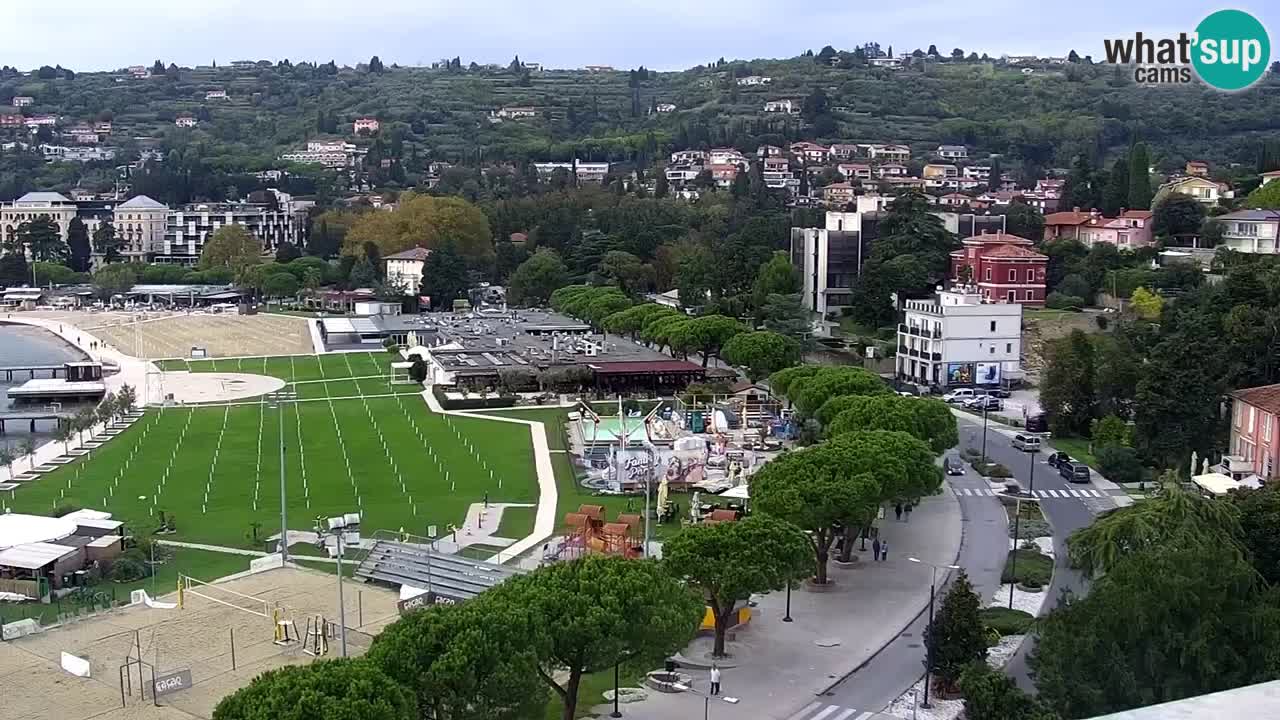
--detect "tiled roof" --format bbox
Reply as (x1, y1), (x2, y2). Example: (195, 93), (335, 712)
(962, 232), (1034, 245)
(1044, 211), (1095, 226)
(1122, 210), (1153, 219)
(384, 247), (431, 261)
(981, 244), (1048, 259)
(1232, 383), (1280, 415)
(1215, 210), (1280, 222)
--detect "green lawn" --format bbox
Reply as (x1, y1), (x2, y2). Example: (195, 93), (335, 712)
(1001, 549), (1054, 586)
(10, 355), (540, 554)
(1050, 436), (1097, 468)
(496, 505), (536, 538)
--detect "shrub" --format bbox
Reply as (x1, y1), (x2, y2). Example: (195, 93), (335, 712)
(110, 557), (147, 582)
(1019, 578), (1043, 591)
(979, 607), (1035, 636)
(1097, 446), (1143, 484)
(975, 462), (1012, 478)
(1010, 519), (1051, 539)
(1000, 549), (1053, 586)
(1046, 292), (1085, 310)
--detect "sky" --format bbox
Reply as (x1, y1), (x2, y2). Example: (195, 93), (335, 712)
(3, 1), (1278, 72)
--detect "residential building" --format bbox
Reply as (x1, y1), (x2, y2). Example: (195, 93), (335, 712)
(384, 247), (432, 293)
(828, 144), (859, 160)
(877, 163), (908, 178)
(353, 117), (380, 134)
(24, 114), (57, 127)
(0, 112), (22, 128)
(896, 287), (1024, 389)
(708, 148), (747, 166)
(1155, 176), (1226, 206)
(522, 62), (543, 72)
(655, 103), (677, 113)
(736, 75), (772, 86)
(822, 182), (856, 205)
(94, 121), (112, 135)
(584, 65), (614, 72)
(1042, 208), (1155, 248)
(791, 214), (873, 318)
(161, 198), (308, 264)
(65, 125), (99, 144)
(868, 57), (903, 69)
(11, 96), (34, 107)
(532, 161), (611, 184)
(764, 99), (798, 113)
(938, 193), (972, 207)
(1229, 383), (1280, 480)
(950, 232), (1048, 305)
(884, 176), (928, 191)
(790, 142), (829, 163)
(39, 145), (117, 163)
(665, 165), (703, 185)
(709, 164), (739, 188)
(923, 164), (959, 179)
(205, 89), (227, 100)
(762, 157), (790, 173)
(0, 192), (81, 252)
(1035, 178), (1065, 197)
(866, 144), (911, 162)
(756, 145), (783, 158)
(175, 115), (198, 128)
(1261, 170), (1280, 186)
(494, 106), (537, 119)
(963, 166), (992, 180)
(111, 195), (169, 263)
(1185, 160), (1209, 177)
(280, 140), (362, 169)
(671, 150), (708, 164)
(838, 163), (872, 181)
(1213, 209), (1280, 255)
(127, 65), (149, 78)
(936, 144), (968, 160)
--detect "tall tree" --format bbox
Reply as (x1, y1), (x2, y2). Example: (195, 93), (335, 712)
(721, 330), (802, 382)
(1101, 155), (1130, 215)
(418, 239), (469, 309)
(960, 664), (1060, 720)
(90, 263), (137, 300)
(663, 515), (811, 656)
(212, 659), (415, 720)
(91, 220), (121, 264)
(198, 225), (262, 275)
(827, 395), (958, 454)
(925, 569), (987, 691)
(0, 253), (30, 287)
(1039, 330), (1097, 436)
(667, 314), (748, 367)
(1127, 142), (1153, 210)
(1059, 155), (1099, 211)
(65, 217), (91, 272)
(987, 156), (1003, 192)
(17, 217), (65, 263)
(488, 556), (703, 720)
(508, 248), (569, 307)
(1152, 192), (1206, 239)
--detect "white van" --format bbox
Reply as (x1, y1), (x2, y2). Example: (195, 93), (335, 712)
(1012, 433), (1042, 452)
(942, 388), (975, 404)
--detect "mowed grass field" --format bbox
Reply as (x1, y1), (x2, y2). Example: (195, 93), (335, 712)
(9, 353), (539, 549)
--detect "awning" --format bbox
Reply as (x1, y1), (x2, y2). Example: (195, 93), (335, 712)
(1192, 473), (1239, 496)
(0, 542), (78, 570)
(721, 484), (750, 500)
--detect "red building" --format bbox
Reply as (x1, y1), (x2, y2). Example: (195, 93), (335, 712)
(950, 232), (1048, 305)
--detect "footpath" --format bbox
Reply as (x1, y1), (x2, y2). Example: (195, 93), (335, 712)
(587, 485), (962, 720)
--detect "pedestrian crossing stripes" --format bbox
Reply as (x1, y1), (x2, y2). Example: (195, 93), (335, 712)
(786, 701), (891, 720)
(954, 487), (1104, 498)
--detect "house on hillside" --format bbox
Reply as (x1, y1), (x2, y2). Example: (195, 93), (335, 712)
(385, 247), (432, 293)
(1228, 383), (1280, 480)
(1213, 209), (1280, 255)
(950, 232), (1048, 305)
(737, 75), (772, 86)
(1042, 208), (1154, 248)
(1261, 170), (1280, 186)
(828, 144), (859, 160)
(205, 89), (228, 100)
(175, 115), (198, 128)
(822, 182), (855, 205)
(866, 144), (910, 162)
(936, 144), (968, 160)
(764, 99), (798, 114)
(838, 163), (872, 181)
(655, 103), (677, 113)
(354, 117), (380, 134)
(877, 163), (907, 178)
(790, 142), (829, 163)
(1185, 160), (1209, 177)
(11, 96), (33, 107)
(1155, 176), (1228, 207)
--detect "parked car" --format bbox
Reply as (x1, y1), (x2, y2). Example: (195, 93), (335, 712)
(984, 387), (1011, 398)
(944, 455), (965, 476)
(966, 396), (1003, 411)
(1012, 433), (1042, 452)
(1046, 451), (1073, 469)
(942, 388), (976, 404)
(1059, 460), (1092, 483)
(1025, 414), (1049, 433)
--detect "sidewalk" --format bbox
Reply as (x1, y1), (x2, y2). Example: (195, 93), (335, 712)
(587, 487), (962, 720)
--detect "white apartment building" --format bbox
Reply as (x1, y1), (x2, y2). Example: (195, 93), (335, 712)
(665, 166), (703, 185)
(0, 192), (80, 251)
(12, 96), (34, 107)
(655, 103), (677, 113)
(736, 75), (772, 86)
(384, 247), (431, 293)
(671, 150), (707, 164)
(353, 117), (380, 134)
(764, 99), (798, 113)
(280, 140), (360, 169)
(175, 115), (198, 128)
(708, 148), (747, 166)
(896, 287), (1023, 389)
(205, 90), (228, 100)
(532, 161), (611, 184)
(1215, 210), (1280, 255)
(160, 198), (307, 264)
(112, 195), (169, 263)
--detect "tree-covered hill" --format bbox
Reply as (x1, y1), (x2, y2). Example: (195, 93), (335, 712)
(2, 53), (1278, 200)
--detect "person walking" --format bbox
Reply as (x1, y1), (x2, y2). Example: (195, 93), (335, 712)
(710, 664), (721, 695)
(894, 503), (903, 521)
(872, 538), (882, 562)
(880, 540), (890, 561)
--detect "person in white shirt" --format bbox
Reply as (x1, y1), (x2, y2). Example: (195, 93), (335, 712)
(710, 664), (721, 695)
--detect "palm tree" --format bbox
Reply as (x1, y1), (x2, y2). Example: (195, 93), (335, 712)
(53, 424), (73, 456)
(18, 439), (36, 471)
(0, 447), (15, 481)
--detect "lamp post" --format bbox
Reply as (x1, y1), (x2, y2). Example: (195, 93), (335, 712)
(267, 391), (297, 565)
(610, 662), (622, 718)
(1008, 447), (1039, 609)
(314, 513), (358, 657)
(909, 557), (961, 709)
(783, 581), (793, 622)
(981, 402), (989, 462)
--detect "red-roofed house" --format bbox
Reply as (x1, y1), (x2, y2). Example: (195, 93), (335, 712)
(822, 182), (856, 205)
(950, 232), (1047, 305)
(838, 163), (872, 181)
(1229, 383), (1280, 480)
(1043, 208), (1154, 248)
(790, 142), (829, 163)
(709, 164), (740, 188)
(1185, 160), (1210, 177)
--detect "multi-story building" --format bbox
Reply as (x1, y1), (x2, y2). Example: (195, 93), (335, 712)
(764, 99), (798, 114)
(0, 192), (80, 251)
(708, 148), (747, 166)
(1185, 160), (1210, 177)
(205, 89), (228, 100)
(1155, 176), (1228, 207)
(353, 117), (380, 134)
(160, 199), (307, 264)
(896, 287), (1023, 389)
(709, 164), (739, 189)
(838, 163), (872, 181)
(384, 247), (431, 293)
(877, 163), (908, 178)
(963, 166), (991, 180)
(1213, 209), (1280, 255)
(736, 75), (771, 86)
(828, 144), (859, 160)
(790, 142), (829, 164)
(1042, 208), (1154, 248)
(24, 114), (57, 128)
(279, 140), (361, 169)
(865, 144), (910, 162)
(11, 96), (34, 107)
(110, 195), (169, 263)
(923, 164), (959, 179)
(532, 161), (610, 184)
(671, 150), (708, 164)
(949, 232), (1047, 305)
(665, 165), (703, 186)
(493, 106), (537, 119)
(1228, 383), (1280, 480)
(175, 115), (198, 128)
(935, 144), (968, 160)
(0, 112), (23, 128)
(822, 182), (856, 206)
(655, 103), (677, 113)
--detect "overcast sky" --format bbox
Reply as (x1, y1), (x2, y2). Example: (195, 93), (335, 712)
(4, 1), (1277, 72)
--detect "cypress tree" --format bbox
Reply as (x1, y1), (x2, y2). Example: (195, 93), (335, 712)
(1102, 155), (1130, 215)
(1127, 143), (1153, 210)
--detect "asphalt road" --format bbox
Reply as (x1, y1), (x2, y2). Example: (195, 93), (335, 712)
(820, 435), (1010, 713)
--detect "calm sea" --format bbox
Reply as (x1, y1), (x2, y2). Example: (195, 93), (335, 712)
(0, 323), (90, 450)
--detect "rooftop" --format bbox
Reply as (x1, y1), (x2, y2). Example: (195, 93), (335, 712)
(1231, 383), (1280, 415)
(117, 194), (167, 209)
(961, 232), (1035, 246)
(13, 191), (72, 204)
(384, 246), (432, 261)
(0, 541), (79, 570)
(1216, 209), (1280, 222)
(1084, 679), (1280, 719)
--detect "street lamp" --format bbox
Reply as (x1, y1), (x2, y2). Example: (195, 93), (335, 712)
(981, 402), (989, 462)
(267, 390), (297, 564)
(610, 662), (622, 718)
(672, 682), (736, 720)
(313, 512), (360, 657)
(1008, 447), (1039, 609)
(909, 557), (961, 709)
(783, 580), (793, 623)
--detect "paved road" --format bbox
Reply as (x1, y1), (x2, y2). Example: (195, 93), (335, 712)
(820, 439), (1009, 714)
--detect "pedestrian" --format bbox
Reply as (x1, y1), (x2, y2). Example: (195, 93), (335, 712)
(872, 538), (882, 562)
(709, 664), (721, 695)
(880, 540), (889, 561)
(894, 503), (903, 521)
(904, 503), (913, 523)
(483, 491), (489, 509)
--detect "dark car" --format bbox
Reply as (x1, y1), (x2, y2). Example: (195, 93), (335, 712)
(1046, 451), (1073, 469)
(984, 387), (1012, 398)
(944, 455), (965, 476)
(1025, 414), (1049, 433)
(1059, 460), (1092, 483)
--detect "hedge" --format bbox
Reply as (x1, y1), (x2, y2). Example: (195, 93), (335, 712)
(1000, 549), (1053, 586)
(979, 607), (1035, 636)
(431, 385), (518, 410)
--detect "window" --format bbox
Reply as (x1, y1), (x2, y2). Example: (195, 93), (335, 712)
(984, 267), (992, 281)
(1007, 290), (1015, 302)
(1249, 406), (1256, 432)
(1264, 413), (1273, 441)
(1235, 402), (1243, 427)
(1026, 269), (1035, 282)
(1025, 290), (1034, 301)
(990, 346), (996, 354)
(989, 321), (997, 332)
(1008, 269), (1016, 282)
(1006, 343), (1012, 353)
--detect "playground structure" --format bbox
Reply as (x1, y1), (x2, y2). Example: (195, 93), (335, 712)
(550, 504), (643, 560)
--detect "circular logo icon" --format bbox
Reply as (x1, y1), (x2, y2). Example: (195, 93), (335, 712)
(1192, 9), (1271, 91)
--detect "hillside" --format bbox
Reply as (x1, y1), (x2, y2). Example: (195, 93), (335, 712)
(2, 55), (1279, 200)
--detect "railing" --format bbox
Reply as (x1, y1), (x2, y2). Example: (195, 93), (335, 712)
(897, 324), (943, 339)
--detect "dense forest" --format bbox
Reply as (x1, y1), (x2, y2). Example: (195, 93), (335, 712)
(3, 50), (1280, 201)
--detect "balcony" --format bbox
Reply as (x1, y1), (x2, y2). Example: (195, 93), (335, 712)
(898, 323), (942, 339)
(898, 346), (942, 362)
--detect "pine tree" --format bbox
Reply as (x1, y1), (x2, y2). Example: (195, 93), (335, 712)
(1102, 155), (1130, 216)
(987, 157), (1003, 192)
(925, 569), (987, 690)
(66, 217), (92, 272)
(1127, 142), (1153, 210)
(655, 172), (669, 199)
(1059, 155), (1097, 211)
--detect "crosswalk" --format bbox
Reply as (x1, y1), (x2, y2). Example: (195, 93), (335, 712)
(785, 702), (895, 720)
(954, 486), (1105, 498)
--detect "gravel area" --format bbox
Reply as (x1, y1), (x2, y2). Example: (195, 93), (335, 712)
(1008, 535), (1055, 557)
(985, 633), (1023, 668)
(885, 676), (964, 720)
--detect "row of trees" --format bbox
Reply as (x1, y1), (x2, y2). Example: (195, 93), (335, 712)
(0, 384), (136, 481)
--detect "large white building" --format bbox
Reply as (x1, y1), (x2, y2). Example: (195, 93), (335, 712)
(160, 198), (307, 264)
(384, 247), (431, 293)
(532, 161), (610, 184)
(0, 192), (81, 250)
(113, 195), (170, 263)
(896, 287), (1023, 390)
